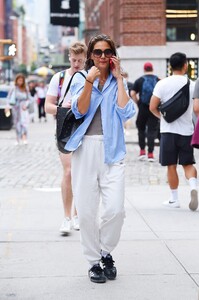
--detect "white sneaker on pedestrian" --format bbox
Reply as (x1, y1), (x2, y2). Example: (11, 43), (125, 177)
(59, 217), (71, 234)
(14, 140), (21, 146)
(72, 215), (80, 230)
(189, 189), (198, 211)
(138, 155), (146, 161)
(163, 199), (180, 208)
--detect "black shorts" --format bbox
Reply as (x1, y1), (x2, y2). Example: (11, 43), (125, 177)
(160, 133), (195, 166)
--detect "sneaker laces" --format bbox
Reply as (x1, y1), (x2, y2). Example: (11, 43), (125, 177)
(63, 217), (70, 225)
(101, 254), (115, 268)
(91, 264), (103, 275)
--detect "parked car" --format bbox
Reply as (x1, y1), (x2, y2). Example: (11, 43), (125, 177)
(0, 84), (13, 130)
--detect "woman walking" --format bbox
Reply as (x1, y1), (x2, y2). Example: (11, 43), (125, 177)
(9, 73), (30, 145)
(65, 34), (135, 283)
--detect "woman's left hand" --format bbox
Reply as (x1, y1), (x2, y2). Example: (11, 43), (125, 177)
(110, 56), (122, 79)
(63, 100), (71, 108)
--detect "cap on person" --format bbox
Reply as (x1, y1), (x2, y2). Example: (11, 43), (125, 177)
(144, 62), (153, 72)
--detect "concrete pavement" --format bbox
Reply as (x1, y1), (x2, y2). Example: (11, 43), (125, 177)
(1, 115), (199, 300)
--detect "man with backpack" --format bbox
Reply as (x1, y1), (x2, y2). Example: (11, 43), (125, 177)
(150, 52), (198, 211)
(45, 41), (87, 234)
(131, 62), (159, 162)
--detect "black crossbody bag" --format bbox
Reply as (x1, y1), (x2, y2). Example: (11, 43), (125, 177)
(159, 79), (190, 123)
(56, 71), (86, 154)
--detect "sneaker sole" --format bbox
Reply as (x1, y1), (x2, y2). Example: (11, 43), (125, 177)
(59, 230), (71, 235)
(138, 156), (146, 161)
(189, 190), (198, 211)
(89, 276), (106, 283)
(104, 274), (117, 280)
(148, 158), (155, 162)
(163, 201), (180, 208)
(73, 227), (80, 231)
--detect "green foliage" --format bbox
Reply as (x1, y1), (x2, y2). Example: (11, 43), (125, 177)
(17, 64), (28, 76)
(30, 62), (37, 72)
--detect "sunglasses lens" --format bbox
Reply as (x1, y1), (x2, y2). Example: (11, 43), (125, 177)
(93, 49), (102, 57)
(93, 49), (113, 58)
(104, 49), (113, 57)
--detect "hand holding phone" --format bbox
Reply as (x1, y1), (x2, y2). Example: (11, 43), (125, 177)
(109, 58), (115, 70)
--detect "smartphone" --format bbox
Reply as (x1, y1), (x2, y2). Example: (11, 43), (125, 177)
(109, 58), (114, 70)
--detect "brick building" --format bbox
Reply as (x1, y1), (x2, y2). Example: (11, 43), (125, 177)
(0, 0), (30, 82)
(0, 0), (5, 39)
(84, 0), (199, 81)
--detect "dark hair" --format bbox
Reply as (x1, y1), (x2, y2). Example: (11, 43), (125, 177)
(169, 52), (187, 71)
(85, 34), (117, 71)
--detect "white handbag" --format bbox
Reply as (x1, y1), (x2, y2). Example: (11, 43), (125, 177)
(9, 88), (16, 105)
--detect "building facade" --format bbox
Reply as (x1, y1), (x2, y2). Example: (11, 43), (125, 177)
(0, 0), (5, 39)
(84, 0), (199, 81)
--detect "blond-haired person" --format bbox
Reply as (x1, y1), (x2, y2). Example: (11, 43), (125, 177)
(45, 41), (87, 234)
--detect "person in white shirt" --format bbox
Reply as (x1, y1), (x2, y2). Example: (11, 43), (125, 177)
(150, 52), (198, 211)
(45, 41), (87, 234)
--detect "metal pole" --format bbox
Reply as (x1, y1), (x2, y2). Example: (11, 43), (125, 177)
(8, 60), (11, 85)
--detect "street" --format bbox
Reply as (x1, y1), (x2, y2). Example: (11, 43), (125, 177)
(1, 116), (199, 300)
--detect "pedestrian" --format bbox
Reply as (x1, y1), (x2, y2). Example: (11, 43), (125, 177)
(122, 71), (134, 97)
(45, 41), (87, 234)
(36, 80), (47, 122)
(122, 71), (134, 135)
(28, 80), (37, 122)
(150, 52), (198, 211)
(8, 73), (30, 145)
(131, 62), (159, 162)
(193, 77), (199, 117)
(65, 34), (135, 283)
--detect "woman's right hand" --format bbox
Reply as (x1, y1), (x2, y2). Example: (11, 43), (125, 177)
(4, 107), (11, 117)
(86, 66), (100, 83)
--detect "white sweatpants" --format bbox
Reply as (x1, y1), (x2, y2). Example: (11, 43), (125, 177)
(71, 135), (125, 266)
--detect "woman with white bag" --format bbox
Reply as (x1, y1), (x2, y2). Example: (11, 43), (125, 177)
(8, 73), (30, 145)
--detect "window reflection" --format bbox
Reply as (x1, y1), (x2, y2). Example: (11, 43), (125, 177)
(166, 58), (198, 80)
(166, 0), (198, 41)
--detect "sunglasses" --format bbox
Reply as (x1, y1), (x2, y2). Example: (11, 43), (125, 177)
(92, 48), (113, 58)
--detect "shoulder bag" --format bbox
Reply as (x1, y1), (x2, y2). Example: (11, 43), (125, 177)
(191, 117), (199, 148)
(159, 79), (190, 123)
(56, 71), (86, 154)
(9, 88), (16, 105)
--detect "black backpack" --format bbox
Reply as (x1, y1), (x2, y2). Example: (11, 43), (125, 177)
(141, 75), (158, 105)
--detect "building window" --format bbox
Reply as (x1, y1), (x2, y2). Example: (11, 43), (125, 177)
(166, 0), (198, 41)
(166, 58), (198, 80)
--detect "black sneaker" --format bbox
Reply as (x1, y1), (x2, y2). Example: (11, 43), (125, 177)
(101, 254), (117, 280)
(88, 264), (106, 283)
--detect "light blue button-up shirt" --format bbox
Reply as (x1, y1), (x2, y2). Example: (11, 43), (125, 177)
(64, 70), (136, 164)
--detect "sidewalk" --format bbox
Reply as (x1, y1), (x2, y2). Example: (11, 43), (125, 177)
(1, 117), (199, 299)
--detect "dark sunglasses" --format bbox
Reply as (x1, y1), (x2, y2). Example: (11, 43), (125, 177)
(92, 48), (113, 58)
